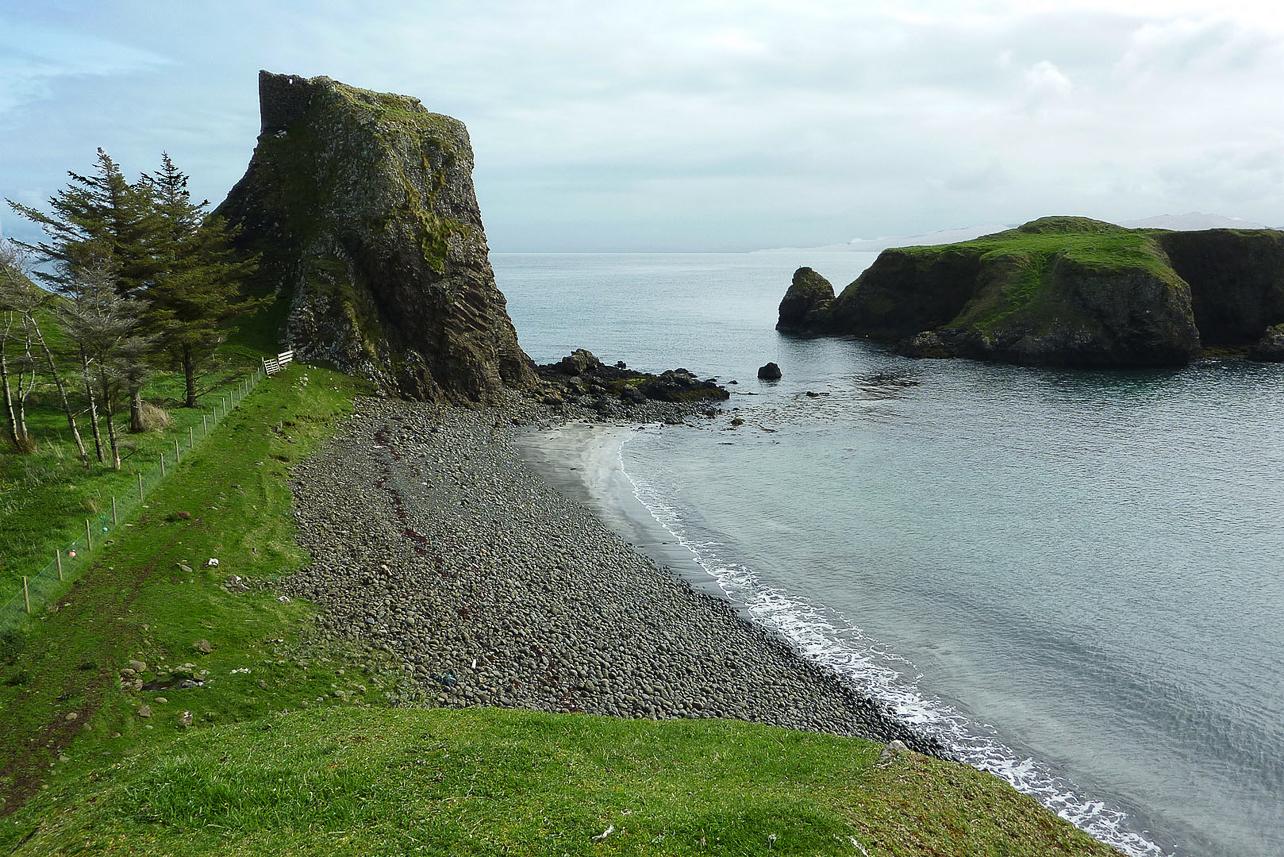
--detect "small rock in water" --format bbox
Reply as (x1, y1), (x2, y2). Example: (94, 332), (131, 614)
(757, 362), (782, 380)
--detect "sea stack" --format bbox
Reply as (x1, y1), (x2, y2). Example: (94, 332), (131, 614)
(217, 71), (536, 403)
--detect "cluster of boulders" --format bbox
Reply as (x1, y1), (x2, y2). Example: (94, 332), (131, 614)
(535, 349), (729, 417)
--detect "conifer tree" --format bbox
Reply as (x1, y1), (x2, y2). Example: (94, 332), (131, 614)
(8, 148), (159, 431)
(142, 153), (261, 408)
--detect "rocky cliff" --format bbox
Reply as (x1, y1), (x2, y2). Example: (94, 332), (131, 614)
(779, 217), (1284, 367)
(217, 71), (536, 402)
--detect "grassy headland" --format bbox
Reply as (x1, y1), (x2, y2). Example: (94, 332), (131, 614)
(783, 215), (1284, 368)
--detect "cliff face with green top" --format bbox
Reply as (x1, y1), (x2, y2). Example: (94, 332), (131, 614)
(217, 71), (536, 402)
(779, 216), (1284, 367)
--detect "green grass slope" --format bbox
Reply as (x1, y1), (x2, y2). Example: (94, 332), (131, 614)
(1, 352), (1120, 857)
(6, 706), (1117, 856)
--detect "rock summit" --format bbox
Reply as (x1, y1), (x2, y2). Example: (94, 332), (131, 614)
(218, 71), (535, 402)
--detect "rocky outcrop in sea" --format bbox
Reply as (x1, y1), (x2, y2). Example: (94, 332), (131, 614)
(779, 216), (1284, 367)
(217, 71), (535, 403)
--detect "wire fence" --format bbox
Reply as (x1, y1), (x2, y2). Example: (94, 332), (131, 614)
(0, 366), (267, 634)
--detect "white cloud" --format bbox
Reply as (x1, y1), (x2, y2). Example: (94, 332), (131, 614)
(2, 1), (1283, 250)
(1024, 60), (1075, 97)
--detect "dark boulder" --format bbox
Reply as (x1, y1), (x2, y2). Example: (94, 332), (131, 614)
(1249, 323), (1284, 361)
(758, 362), (782, 380)
(556, 348), (603, 376)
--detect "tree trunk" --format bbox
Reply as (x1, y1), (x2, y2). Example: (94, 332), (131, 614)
(182, 344), (198, 408)
(98, 366), (121, 470)
(0, 335), (20, 451)
(15, 318), (36, 446)
(81, 347), (105, 463)
(129, 385), (144, 433)
(0, 312), (30, 452)
(31, 315), (88, 467)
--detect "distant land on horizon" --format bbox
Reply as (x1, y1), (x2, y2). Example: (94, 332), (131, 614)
(758, 212), (1277, 254)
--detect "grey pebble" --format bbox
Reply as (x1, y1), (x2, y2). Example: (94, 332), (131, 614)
(284, 392), (942, 756)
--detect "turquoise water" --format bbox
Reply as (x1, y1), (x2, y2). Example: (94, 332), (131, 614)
(495, 252), (1284, 857)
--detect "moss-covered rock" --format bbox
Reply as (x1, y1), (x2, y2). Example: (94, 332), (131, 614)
(216, 71), (536, 403)
(776, 267), (835, 332)
(780, 217), (1284, 367)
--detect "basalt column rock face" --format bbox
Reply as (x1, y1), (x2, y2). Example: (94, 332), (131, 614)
(217, 71), (536, 403)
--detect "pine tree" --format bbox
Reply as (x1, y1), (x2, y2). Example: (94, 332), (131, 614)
(8, 149), (157, 297)
(8, 148), (160, 432)
(142, 153), (262, 408)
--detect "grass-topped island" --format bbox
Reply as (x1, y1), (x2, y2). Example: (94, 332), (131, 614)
(778, 216), (1284, 367)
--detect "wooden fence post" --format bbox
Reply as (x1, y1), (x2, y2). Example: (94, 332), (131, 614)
(160, 453), (166, 478)
(85, 519), (92, 551)
(112, 495), (118, 526)
(202, 414), (208, 436)
(175, 439), (181, 462)
(189, 426), (195, 449)
(138, 472), (144, 502)
(56, 550), (63, 581)
(22, 577), (30, 614)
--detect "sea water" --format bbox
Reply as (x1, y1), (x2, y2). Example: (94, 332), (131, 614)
(495, 251), (1284, 857)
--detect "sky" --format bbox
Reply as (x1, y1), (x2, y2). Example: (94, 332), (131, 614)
(1, 0), (1282, 252)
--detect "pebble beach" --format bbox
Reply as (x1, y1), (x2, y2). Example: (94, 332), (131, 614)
(286, 395), (941, 754)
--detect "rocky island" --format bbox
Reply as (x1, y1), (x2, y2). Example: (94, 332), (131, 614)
(778, 216), (1284, 367)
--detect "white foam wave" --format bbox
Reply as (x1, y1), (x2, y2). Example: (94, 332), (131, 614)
(618, 430), (1170, 857)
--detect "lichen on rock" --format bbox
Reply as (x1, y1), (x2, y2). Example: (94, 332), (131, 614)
(217, 70), (535, 403)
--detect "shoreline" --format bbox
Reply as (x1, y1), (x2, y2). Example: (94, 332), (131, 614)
(285, 394), (943, 754)
(514, 421), (729, 604)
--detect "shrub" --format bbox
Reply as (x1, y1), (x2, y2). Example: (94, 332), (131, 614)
(138, 402), (174, 433)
